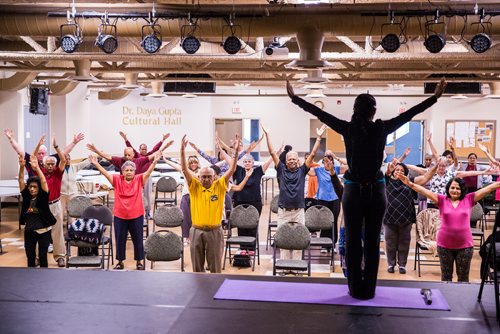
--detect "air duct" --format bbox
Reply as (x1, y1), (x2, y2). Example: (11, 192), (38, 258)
(118, 73), (140, 90)
(285, 26), (332, 69)
(485, 82), (500, 99)
(69, 60), (97, 82)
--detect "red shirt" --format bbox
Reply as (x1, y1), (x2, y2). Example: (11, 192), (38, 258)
(112, 174), (144, 219)
(111, 156), (151, 174)
(45, 167), (64, 201)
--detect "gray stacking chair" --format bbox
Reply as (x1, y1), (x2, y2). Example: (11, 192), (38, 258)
(145, 206), (184, 271)
(66, 195), (93, 228)
(305, 205), (335, 271)
(266, 195), (279, 250)
(223, 204), (260, 271)
(81, 204), (113, 269)
(272, 222), (311, 276)
(470, 203), (485, 249)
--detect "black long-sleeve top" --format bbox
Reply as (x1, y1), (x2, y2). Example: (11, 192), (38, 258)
(291, 95), (438, 183)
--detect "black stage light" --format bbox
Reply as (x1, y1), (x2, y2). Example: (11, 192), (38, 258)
(380, 33), (400, 53)
(60, 23), (82, 53)
(181, 35), (201, 54)
(61, 34), (81, 53)
(142, 34), (161, 54)
(470, 33), (491, 53)
(223, 35), (241, 55)
(96, 34), (118, 54)
(424, 34), (446, 53)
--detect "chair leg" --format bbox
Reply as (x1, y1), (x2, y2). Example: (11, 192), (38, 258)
(222, 243), (228, 270)
(272, 246), (277, 276)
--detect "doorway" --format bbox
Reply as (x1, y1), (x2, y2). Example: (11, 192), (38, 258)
(214, 118), (260, 160)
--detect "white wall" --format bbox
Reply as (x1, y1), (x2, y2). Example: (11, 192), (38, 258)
(0, 91), (23, 178)
(2, 86), (499, 179)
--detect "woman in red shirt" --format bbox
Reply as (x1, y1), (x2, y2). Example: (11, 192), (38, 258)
(90, 152), (160, 270)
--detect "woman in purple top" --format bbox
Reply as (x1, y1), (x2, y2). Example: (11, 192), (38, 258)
(398, 175), (500, 282)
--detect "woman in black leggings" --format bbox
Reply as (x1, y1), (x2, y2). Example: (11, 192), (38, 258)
(287, 79), (447, 299)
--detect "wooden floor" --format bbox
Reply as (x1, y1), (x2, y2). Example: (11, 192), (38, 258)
(0, 191), (494, 284)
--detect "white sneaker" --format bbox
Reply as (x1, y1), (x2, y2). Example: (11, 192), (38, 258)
(48, 244), (53, 253)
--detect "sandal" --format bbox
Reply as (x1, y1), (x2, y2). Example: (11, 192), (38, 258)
(114, 262), (124, 270)
(136, 262), (144, 270)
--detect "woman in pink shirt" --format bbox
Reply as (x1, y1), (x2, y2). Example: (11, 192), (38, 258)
(398, 175), (500, 282)
(90, 153), (160, 270)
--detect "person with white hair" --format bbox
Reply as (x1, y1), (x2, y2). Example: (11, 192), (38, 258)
(180, 134), (239, 273)
(4, 129), (84, 177)
(262, 124), (326, 261)
(89, 152), (161, 270)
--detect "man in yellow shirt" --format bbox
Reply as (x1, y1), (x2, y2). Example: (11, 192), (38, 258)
(180, 134), (239, 273)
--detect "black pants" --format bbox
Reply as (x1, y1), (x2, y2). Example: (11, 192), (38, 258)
(317, 199), (341, 248)
(24, 229), (51, 267)
(234, 201), (262, 251)
(343, 181), (387, 300)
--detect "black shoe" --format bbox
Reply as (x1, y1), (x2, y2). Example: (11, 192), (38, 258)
(387, 266), (395, 273)
(399, 267), (406, 274)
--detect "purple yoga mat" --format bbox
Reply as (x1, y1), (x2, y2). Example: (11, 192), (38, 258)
(214, 279), (450, 311)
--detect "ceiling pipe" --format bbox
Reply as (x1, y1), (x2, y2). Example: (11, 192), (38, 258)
(286, 26), (331, 68)
(49, 80), (79, 95)
(0, 72), (38, 91)
(1, 13), (499, 38)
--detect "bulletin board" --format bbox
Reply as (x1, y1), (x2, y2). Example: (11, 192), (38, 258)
(444, 120), (496, 160)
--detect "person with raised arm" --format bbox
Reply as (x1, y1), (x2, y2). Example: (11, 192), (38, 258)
(286, 78), (447, 299)
(119, 131), (170, 159)
(34, 135), (67, 267)
(180, 134), (240, 273)
(263, 123), (325, 261)
(4, 129), (84, 177)
(89, 151), (161, 270)
(18, 154), (56, 268)
(398, 173), (500, 282)
(383, 158), (438, 274)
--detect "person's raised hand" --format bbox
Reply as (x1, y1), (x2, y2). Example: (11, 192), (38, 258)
(4, 128), (13, 140)
(286, 80), (295, 99)
(316, 124), (327, 137)
(89, 154), (98, 165)
(189, 142), (198, 150)
(162, 133), (170, 141)
(73, 132), (84, 144)
(434, 78), (447, 99)
(119, 131), (127, 140)
(181, 135), (188, 151)
(478, 143), (488, 153)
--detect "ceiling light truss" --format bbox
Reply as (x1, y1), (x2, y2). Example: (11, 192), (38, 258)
(59, 7), (82, 53)
(180, 14), (201, 55)
(469, 10), (493, 53)
(95, 13), (118, 54)
(424, 11), (446, 54)
(379, 11), (407, 53)
(222, 14), (243, 55)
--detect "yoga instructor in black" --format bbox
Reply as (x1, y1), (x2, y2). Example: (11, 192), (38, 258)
(287, 79), (447, 299)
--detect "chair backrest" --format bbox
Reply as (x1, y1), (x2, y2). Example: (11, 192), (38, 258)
(470, 203), (484, 223)
(270, 195), (279, 214)
(81, 204), (113, 226)
(229, 204), (260, 229)
(145, 231), (183, 262)
(305, 205), (334, 231)
(156, 176), (177, 193)
(154, 206), (183, 228)
(274, 222), (311, 250)
(67, 196), (94, 218)
(415, 208), (441, 243)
